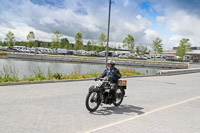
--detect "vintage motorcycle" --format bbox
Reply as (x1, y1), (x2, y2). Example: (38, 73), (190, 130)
(85, 78), (127, 112)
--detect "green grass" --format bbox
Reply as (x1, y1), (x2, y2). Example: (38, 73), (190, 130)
(0, 51), (7, 55)
(0, 66), (19, 83)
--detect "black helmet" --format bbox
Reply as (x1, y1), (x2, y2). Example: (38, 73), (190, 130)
(107, 60), (115, 66)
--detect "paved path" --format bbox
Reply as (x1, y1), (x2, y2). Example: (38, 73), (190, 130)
(0, 73), (200, 133)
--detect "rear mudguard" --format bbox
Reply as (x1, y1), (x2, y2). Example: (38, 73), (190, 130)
(119, 86), (126, 96)
(89, 85), (99, 92)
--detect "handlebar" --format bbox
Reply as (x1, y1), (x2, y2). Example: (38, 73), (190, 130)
(95, 77), (108, 81)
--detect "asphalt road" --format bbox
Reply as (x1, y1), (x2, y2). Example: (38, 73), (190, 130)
(0, 73), (200, 133)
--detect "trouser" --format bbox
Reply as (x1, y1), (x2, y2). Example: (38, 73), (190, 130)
(111, 83), (117, 102)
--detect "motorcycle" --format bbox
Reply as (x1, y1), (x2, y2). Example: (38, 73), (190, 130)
(85, 78), (127, 112)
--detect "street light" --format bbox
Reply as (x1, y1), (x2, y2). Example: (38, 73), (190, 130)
(105, 0), (112, 68)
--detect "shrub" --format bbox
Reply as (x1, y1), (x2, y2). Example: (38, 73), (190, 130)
(178, 58), (183, 62)
(52, 73), (62, 79)
(119, 68), (142, 76)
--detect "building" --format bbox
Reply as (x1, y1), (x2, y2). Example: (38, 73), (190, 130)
(173, 47), (200, 62)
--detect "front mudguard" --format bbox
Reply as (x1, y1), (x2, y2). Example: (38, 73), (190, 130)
(89, 85), (99, 92)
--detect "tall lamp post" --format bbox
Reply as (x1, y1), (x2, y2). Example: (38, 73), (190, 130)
(105, 0), (112, 68)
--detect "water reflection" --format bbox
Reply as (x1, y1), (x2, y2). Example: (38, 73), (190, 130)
(0, 58), (165, 79)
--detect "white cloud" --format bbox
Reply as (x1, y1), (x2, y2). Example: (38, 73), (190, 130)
(124, 0), (129, 7)
(0, 1), (102, 41)
(144, 29), (159, 42)
(164, 35), (183, 48)
(156, 16), (165, 23)
(0, 22), (52, 41)
(163, 10), (200, 47)
(166, 11), (200, 36)
(0, 0), (154, 47)
(136, 15), (142, 20)
(39, 17), (59, 26)
(163, 34), (200, 50)
(169, 35), (183, 42)
(110, 17), (152, 44)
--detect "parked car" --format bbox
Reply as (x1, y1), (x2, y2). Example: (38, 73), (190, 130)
(12, 46), (26, 52)
(156, 54), (162, 58)
(176, 56), (182, 59)
(150, 55), (155, 58)
(129, 53), (137, 57)
(0, 46), (8, 50)
(30, 48), (36, 53)
(165, 55), (176, 60)
(8, 47), (18, 51)
(144, 54), (151, 59)
(76, 50), (85, 55)
(57, 49), (67, 55)
(119, 54), (129, 58)
(98, 52), (106, 57)
(67, 50), (74, 55)
(193, 57), (199, 62)
(89, 51), (97, 56)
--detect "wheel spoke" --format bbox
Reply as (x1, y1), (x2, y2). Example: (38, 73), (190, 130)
(88, 92), (99, 109)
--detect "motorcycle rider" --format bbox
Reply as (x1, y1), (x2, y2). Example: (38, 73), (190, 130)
(96, 60), (121, 102)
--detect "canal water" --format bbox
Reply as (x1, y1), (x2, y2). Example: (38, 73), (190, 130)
(0, 58), (167, 79)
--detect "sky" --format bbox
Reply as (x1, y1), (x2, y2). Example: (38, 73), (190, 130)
(0, 0), (200, 50)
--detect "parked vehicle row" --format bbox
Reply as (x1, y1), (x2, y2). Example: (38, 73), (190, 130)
(1, 46), (198, 62)
(0, 46), (117, 56)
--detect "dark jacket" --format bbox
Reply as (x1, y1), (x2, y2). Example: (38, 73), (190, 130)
(99, 67), (121, 83)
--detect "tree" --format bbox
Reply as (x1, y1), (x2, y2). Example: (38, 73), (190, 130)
(85, 41), (92, 51)
(51, 30), (62, 49)
(61, 38), (70, 49)
(118, 45), (121, 50)
(74, 32), (84, 50)
(122, 34), (135, 52)
(136, 46), (148, 55)
(27, 31), (36, 47)
(113, 46), (117, 51)
(176, 38), (191, 59)
(152, 37), (163, 61)
(5, 31), (15, 47)
(0, 38), (2, 46)
(98, 33), (106, 51)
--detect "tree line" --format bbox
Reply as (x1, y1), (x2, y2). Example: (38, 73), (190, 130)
(0, 30), (119, 52)
(0, 30), (192, 58)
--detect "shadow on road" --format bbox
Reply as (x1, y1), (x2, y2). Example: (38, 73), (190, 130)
(90, 104), (144, 116)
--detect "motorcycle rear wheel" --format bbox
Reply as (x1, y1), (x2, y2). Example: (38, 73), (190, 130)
(85, 91), (100, 112)
(113, 88), (124, 106)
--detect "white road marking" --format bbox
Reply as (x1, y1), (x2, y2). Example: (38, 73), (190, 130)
(84, 95), (200, 133)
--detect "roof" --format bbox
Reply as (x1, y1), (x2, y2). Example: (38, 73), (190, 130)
(187, 50), (200, 55)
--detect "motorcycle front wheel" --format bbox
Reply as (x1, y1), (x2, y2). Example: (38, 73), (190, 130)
(85, 91), (100, 112)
